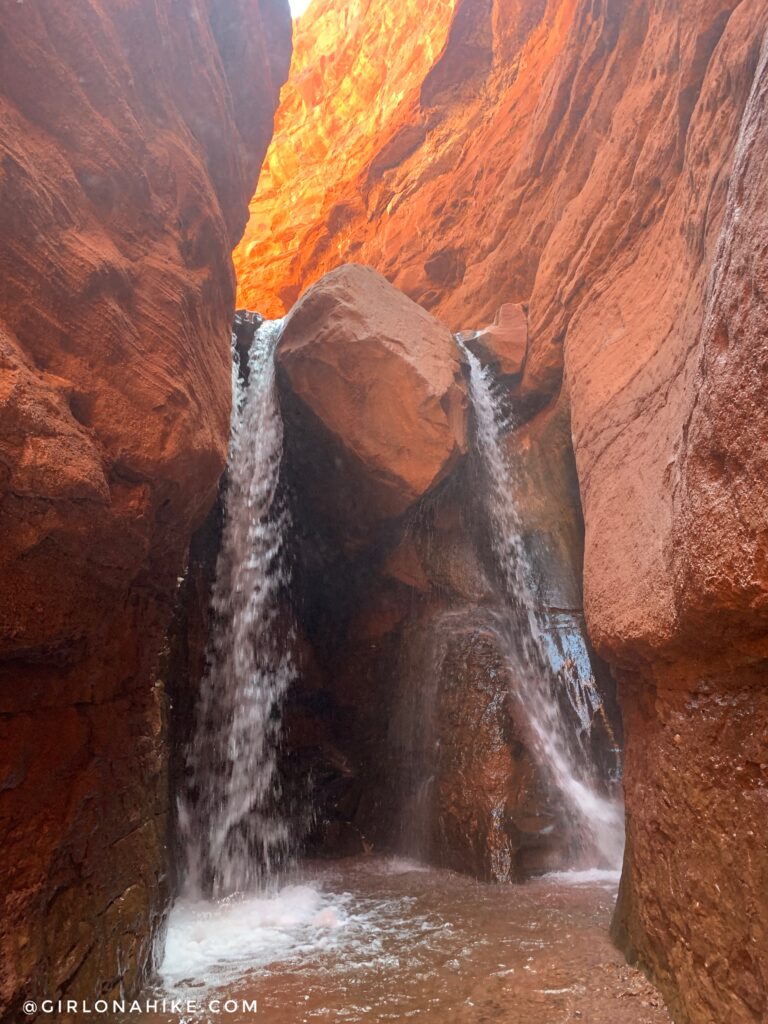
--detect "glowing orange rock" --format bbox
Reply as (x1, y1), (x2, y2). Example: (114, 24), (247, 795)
(234, 0), (460, 316)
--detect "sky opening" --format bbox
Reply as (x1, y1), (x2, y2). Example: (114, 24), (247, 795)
(289, 0), (312, 16)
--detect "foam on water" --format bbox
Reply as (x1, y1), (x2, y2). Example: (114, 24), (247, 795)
(543, 868), (622, 886)
(159, 859), (444, 995)
(161, 884), (346, 989)
(140, 858), (660, 1024)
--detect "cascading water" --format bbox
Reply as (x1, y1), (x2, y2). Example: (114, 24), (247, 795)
(139, 325), (664, 1024)
(459, 340), (624, 867)
(178, 318), (296, 897)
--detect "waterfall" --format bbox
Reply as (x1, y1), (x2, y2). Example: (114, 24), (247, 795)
(179, 319), (296, 897)
(459, 341), (624, 867)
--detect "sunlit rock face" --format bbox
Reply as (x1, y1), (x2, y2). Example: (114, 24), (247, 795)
(233, 0), (460, 315)
(0, 0), (290, 1016)
(236, 1), (768, 1020)
(234, 0), (560, 320)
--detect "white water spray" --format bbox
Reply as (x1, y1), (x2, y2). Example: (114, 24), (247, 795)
(179, 319), (296, 897)
(460, 341), (624, 867)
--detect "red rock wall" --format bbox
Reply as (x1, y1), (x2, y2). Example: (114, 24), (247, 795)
(236, 2), (768, 1020)
(233, 0), (461, 314)
(606, 31), (768, 1023)
(0, 1), (290, 1016)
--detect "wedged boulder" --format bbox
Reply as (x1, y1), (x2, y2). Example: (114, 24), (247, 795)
(462, 303), (528, 376)
(278, 264), (467, 539)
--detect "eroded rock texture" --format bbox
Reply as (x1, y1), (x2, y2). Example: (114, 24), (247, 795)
(609, 37), (768, 1024)
(236, 1), (768, 1020)
(0, 1), (290, 1016)
(234, 0), (459, 315)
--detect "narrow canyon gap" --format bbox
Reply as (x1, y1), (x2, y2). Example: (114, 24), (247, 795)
(0, 1), (766, 1024)
(159, 263), (651, 1024)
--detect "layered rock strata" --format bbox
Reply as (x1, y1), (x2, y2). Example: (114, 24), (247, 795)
(0, 2), (290, 1017)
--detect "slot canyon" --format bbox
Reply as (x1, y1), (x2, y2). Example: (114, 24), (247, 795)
(0, 1), (766, 1023)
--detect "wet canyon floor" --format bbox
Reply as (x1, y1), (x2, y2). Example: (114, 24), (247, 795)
(128, 857), (670, 1024)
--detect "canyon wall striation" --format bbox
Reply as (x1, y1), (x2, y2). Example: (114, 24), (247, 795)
(236, 1), (768, 1021)
(0, 1), (290, 1017)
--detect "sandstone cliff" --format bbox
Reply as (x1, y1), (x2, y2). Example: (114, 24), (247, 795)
(234, 0), (459, 315)
(0, 1), (290, 1016)
(236, 1), (768, 1020)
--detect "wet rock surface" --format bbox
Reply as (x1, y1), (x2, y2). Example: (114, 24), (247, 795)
(461, 303), (528, 378)
(428, 612), (573, 880)
(251, 267), (619, 882)
(0, 0), (291, 1017)
(613, 665), (768, 1024)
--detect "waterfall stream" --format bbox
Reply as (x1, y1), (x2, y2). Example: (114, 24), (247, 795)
(178, 318), (296, 898)
(459, 340), (624, 867)
(144, 321), (648, 1024)
(155, 318), (625, 1014)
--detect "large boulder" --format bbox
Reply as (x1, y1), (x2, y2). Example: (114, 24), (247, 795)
(278, 264), (467, 541)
